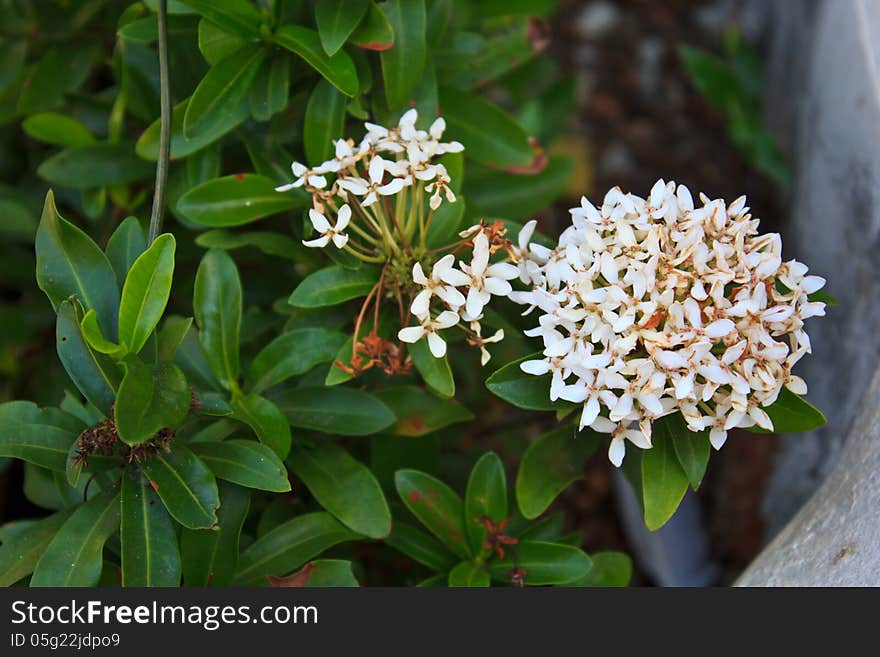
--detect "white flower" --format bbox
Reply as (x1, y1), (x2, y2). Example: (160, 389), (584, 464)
(459, 233), (519, 318)
(302, 205), (350, 249)
(411, 254), (468, 316)
(398, 310), (460, 358)
(338, 155), (407, 206)
(276, 161), (328, 191)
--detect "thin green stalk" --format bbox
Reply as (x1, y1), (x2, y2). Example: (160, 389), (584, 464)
(147, 0), (171, 246)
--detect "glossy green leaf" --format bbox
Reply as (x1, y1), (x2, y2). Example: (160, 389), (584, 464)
(350, 2), (395, 51)
(749, 387), (827, 433)
(184, 45), (266, 139)
(385, 521), (457, 572)
(466, 156), (574, 217)
(36, 191), (120, 339)
(381, 0), (426, 109)
(425, 196), (465, 250)
(114, 357), (190, 445)
(486, 353), (560, 411)
(174, 325), (223, 392)
(248, 328), (347, 393)
(178, 0), (262, 37)
(118, 233), (176, 355)
(191, 439), (290, 492)
(198, 18), (247, 65)
(663, 413), (711, 491)
(180, 481), (249, 586)
(38, 143), (154, 190)
(407, 338), (456, 399)
(105, 217), (146, 287)
(289, 443), (390, 539)
(233, 512), (359, 585)
(0, 401), (83, 472)
(374, 386), (473, 436)
(274, 25), (359, 97)
(465, 452), (508, 555)
(298, 559), (359, 587)
(289, 265), (380, 308)
(276, 386), (395, 436)
(194, 249), (241, 388)
(574, 551), (632, 587)
(23, 113), (94, 147)
(231, 393), (291, 459)
(641, 422), (691, 531)
(141, 445), (219, 529)
(0, 509), (73, 587)
(30, 487), (120, 587)
(56, 300), (120, 416)
(439, 86), (542, 171)
(121, 469), (181, 586)
(316, 0), (370, 55)
(179, 174), (302, 227)
(395, 469), (469, 559)
(516, 425), (601, 519)
(304, 79), (347, 165)
(448, 561), (490, 587)
(488, 541), (592, 586)
(248, 55), (290, 121)
(17, 45), (99, 114)
(195, 229), (309, 261)
(80, 308), (126, 358)
(157, 316), (193, 362)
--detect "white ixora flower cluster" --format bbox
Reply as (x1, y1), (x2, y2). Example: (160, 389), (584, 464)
(510, 180), (826, 467)
(398, 226), (517, 363)
(276, 108), (462, 253)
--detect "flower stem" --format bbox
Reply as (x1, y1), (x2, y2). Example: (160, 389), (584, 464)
(147, 0), (171, 246)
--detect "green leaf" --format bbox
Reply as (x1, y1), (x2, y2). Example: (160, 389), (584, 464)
(488, 541), (592, 586)
(30, 487), (120, 587)
(381, 0), (426, 109)
(195, 229), (310, 261)
(141, 445), (219, 529)
(274, 25), (359, 97)
(23, 113), (94, 147)
(749, 387), (827, 433)
(179, 174), (302, 227)
(178, 0), (262, 37)
(350, 2), (395, 51)
(231, 394), (291, 459)
(80, 308), (126, 358)
(36, 191), (120, 339)
(56, 300), (120, 416)
(464, 452), (508, 555)
(38, 143), (154, 190)
(276, 386), (395, 436)
(465, 156), (574, 217)
(385, 521), (457, 572)
(233, 512), (359, 585)
(486, 353), (560, 411)
(17, 45), (99, 114)
(304, 79), (347, 165)
(247, 327), (348, 393)
(641, 421), (691, 531)
(679, 44), (740, 112)
(0, 401), (83, 472)
(288, 443), (390, 539)
(448, 561), (490, 587)
(315, 0), (370, 55)
(0, 509), (73, 587)
(198, 18), (247, 65)
(118, 233), (176, 355)
(194, 249), (241, 388)
(138, 97), (250, 161)
(425, 196), (465, 250)
(248, 55), (290, 121)
(373, 386), (473, 436)
(184, 45), (266, 139)
(289, 265), (380, 308)
(297, 559), (359, 587)
(439, 86), (542, 171)
(105, 217), (146, 287)
(574, 551), (632, 587)
(114, 357), (190, 445)
(191, 439), (290, 492)
(516, 425), (600, 519)
(157, 316), (193, 362)
(180, 482), (249, 586)
(664, 413), (711, 491)
(121, 469), (181, 586)
(395, 469), (469, 559)
(408, 339), (455, 399)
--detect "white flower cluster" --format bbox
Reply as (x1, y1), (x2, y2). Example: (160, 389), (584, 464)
(276, 109), (463, 248)
(398, 228), (517, 363)
(510, 180), (826, 467)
